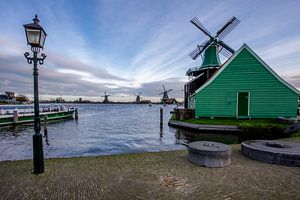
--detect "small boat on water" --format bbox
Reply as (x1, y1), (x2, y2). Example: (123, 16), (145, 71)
(0, 104), (76, 127)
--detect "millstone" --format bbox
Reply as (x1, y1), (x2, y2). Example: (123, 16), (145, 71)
(241, 140), (300, 167)
(187, 141), (231, 167)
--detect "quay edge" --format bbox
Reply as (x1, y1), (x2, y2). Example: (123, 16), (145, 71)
(168, 119), (241, 133)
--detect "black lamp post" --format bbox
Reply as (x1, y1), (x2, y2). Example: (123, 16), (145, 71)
(23, 15), (47, 174)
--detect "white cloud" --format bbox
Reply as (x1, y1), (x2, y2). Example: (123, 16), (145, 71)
(260, 37), (300, 60)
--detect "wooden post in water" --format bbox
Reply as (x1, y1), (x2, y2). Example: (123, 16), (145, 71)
(44, 115), (48, 137)
(75, 108), (78, 120)
(13, 109), (18, 124)
(160, 108), (163, 128)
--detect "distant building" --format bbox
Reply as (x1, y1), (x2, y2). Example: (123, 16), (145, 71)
(0, 91), (15, 103)
(15, 95), (30, 104)
(0, 94), (9, 103)
(56, 97), (65, 103)
(5, 91), (15, 99)
(164, 98), (177, 105)
(0, 92), (30, 104)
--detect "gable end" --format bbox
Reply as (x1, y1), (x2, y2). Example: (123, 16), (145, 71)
(195, 44), (300, 95)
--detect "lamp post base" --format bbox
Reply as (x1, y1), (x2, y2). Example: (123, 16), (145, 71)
(33, 134), (44, 174)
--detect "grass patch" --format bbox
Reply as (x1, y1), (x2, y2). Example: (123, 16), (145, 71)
(170, 113), (176, 120)
(183, 118), (287, 127)
(239, 121), (288, 140)
(291, 129), (300, 137)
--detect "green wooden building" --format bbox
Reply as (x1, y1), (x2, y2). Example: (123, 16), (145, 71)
(188, 44), (299, 119)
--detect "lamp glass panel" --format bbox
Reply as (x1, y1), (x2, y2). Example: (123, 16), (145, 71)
(40, 30), (46, 48)
(26, 29), (41, 45)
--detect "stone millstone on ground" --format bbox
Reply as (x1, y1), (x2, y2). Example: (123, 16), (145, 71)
(187, 141), (231, 167)
(0, 137), (299, 200)
(242, 140), (300, 166)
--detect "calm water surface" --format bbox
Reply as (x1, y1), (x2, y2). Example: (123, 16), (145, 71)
(0, 104), (238, 161)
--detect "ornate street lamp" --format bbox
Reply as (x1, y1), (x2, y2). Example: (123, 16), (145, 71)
(23, 15), (47, 174)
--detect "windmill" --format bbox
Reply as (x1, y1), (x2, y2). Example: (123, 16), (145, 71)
(159, 85), (172, 104)
(187, 16), (240, 77)
(102, 91), (110, 103)
(184, 16), (240, 108)
(135, 92), (142, 103)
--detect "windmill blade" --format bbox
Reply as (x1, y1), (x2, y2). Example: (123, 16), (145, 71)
(158, 92), (164, 95)
(189, 45), (202, 60)
(190, 17), (213, 38)
(219, 46), (232, 58)
(138, 92), (141, 96)
(218, 40), (235, 54)
(166, 89), (173, 93)
(189, 40), (211, 60)
(162, 85), (166, 91)
(215, 16), (240, 40)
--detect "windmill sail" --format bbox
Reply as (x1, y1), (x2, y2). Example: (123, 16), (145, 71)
(216, 16), (240, 40)
(190, 17), (212, 38)
(189, 40), (211, 60)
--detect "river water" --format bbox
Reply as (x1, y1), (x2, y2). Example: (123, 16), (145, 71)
(0, 104), (238, 161)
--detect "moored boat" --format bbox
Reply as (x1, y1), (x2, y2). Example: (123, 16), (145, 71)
(0, 104), (76, 127)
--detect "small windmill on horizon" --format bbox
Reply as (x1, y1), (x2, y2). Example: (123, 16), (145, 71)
(135, 92), (142, 103)
(102, 92), (110, 103)
(159, 85), (173, 104)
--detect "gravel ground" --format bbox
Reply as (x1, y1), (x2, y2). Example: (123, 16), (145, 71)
(0, 137), (299, 200)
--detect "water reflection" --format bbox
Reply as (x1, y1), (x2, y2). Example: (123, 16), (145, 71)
(159, 126), (163, 141)
(44, 131), (50, 146)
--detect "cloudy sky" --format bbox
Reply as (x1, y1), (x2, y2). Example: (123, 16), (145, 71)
(0, 0), (299, 102)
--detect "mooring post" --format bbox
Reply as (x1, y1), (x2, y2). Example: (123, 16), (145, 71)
(44, 115), (48, 137)
(13, 109), (18, 124)
(160, 108), (163, 127)
(75, 108), (78, 120)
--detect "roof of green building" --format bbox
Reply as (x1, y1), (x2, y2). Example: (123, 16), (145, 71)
(194, 44), (300, 95)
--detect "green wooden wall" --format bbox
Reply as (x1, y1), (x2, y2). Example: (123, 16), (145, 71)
(194, 48), (298, 118)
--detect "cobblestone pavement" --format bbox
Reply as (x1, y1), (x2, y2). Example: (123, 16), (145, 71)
(0, 139), (299, 200)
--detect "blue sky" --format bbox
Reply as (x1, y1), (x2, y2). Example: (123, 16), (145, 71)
(0, 0), (299, 102)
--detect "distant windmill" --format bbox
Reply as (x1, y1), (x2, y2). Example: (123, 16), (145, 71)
(102, 91), (110, 103)
(159, 85), (172, 104)
(135, 92), (142, 103)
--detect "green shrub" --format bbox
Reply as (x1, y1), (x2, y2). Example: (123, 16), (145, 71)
(239, 121), (289, 140)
